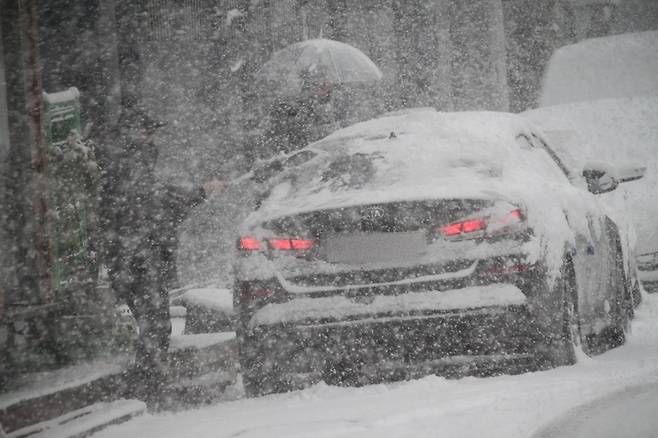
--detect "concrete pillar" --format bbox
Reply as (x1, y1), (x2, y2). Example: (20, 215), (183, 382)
(449, 0), (509, 111)
(1, 0), (45, 307)
(97, 0), (122, 128)
(393, 0), (454, 110)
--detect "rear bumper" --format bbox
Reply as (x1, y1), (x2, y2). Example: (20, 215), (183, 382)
(235, 254), (557, 382)
(239, 302), (543, 382)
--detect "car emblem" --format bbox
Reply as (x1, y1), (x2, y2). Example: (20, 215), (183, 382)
(361, 206), (385, 221)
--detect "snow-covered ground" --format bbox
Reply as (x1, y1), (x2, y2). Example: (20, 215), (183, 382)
(96, 292), (658, 438)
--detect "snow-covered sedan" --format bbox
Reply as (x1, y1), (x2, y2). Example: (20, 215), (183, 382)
(233, 108), (636, 396)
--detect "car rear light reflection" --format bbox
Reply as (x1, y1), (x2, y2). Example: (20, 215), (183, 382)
(438, 208), (525, 239)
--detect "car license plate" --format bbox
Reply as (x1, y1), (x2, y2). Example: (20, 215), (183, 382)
(325, 231), (427, 264)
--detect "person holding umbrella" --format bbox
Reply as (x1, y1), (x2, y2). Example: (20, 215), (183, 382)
(264, 63), (338, 156)
(257, 39), (383, 157)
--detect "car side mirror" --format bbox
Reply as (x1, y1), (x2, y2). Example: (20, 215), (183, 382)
(582, 168), (618, 194)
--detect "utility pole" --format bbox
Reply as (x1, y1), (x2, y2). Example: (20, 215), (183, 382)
(1, 0), (51, 307)
(21, 0), (53, 304)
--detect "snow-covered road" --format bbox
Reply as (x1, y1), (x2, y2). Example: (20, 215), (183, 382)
(532, 381), (658, 438)
(97, 293), (658, 438)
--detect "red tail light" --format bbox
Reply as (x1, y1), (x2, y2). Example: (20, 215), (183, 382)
(440, 218), (486, 237)
(269, 238), (314, 251)
(268, 238), (292, 250)
(238, 236), (314, 251)
(439, 208), (525, 239)
(238, 236), (261, 250)
(290, 239), (314, 250)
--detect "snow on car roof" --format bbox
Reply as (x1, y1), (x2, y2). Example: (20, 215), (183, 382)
(249, 109), (540, 224)
(243, 108), (594, 280)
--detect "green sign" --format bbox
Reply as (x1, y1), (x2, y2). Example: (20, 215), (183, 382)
(44, 87), (81, 146)
(43, 87), (98, 292)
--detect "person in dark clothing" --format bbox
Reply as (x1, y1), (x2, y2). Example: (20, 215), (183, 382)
(98, 107), (221, 397)
(262, 65), (338, 157)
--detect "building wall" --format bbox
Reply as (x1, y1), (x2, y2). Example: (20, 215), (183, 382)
(0, 11), (10, 370)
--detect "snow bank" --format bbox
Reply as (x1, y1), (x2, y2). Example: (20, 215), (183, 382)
(169, 305), (187, 318)
(251, 284), (526, 327)
(177, 288), (233, 315)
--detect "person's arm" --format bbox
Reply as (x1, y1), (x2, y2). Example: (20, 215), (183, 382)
(161, 184), (205, 224)
(161, 180), (224, 224)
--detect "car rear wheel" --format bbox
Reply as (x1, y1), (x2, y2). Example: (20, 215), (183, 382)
(242, 366), (290, 398)
(598, 246), (630, 350)
(541, 259), (581, 368)
(615, 246), (632, 330)
(240, 339), (291, 398)
(560, 275), (581, 366)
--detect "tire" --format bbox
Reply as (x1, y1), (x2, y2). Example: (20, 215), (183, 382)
(559, 272), (581, 366)
(242, 367), (289, 398)
(541, 259), (581, 368)
(631, 280), (642, 309)
(242, 372), (264, 398)
(239, 337), (290, 398)
(616, 247), (632, 329)
(600, 246), (631, 350)
(584, 241), (630, 355)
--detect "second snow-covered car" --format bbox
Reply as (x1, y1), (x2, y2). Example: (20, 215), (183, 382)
(233, 108), (636, 396)
(523, 97), (657, 295)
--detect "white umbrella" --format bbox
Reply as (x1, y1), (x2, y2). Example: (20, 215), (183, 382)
(257, 39), (383, 96)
